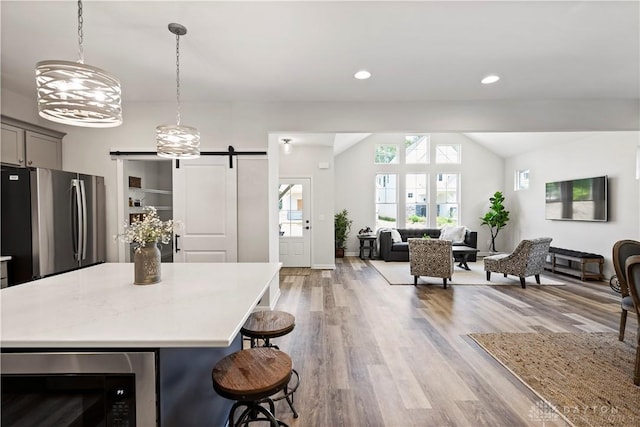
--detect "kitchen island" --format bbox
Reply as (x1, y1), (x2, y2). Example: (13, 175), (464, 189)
(1, 262), (281, 426)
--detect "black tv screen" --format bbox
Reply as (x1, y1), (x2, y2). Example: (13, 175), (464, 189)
(545, 176), (608, 221)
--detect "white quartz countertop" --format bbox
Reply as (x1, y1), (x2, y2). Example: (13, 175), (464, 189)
(0, 256), (11, 262)
(0, 262), (280, 349)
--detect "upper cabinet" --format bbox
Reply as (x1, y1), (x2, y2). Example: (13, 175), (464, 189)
(1, 116), (64, 170)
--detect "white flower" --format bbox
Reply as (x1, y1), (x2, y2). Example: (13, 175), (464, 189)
(115, 206), (182, 252)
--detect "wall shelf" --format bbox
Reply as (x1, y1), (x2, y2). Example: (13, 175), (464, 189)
(129, 187), (172, 195)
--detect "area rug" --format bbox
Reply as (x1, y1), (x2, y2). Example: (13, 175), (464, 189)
(470, 331), (640, 427)
(369, 260), (564, 286)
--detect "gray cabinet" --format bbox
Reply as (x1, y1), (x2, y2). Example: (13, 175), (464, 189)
(1, 116), (64, 170)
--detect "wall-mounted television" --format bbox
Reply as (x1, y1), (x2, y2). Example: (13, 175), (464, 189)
(545, 176), (608, 221)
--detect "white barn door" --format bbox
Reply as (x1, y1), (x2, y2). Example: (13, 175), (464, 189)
(173, 157), (237, 262)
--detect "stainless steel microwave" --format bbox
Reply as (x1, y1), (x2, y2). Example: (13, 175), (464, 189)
(1, 351), (156, 426)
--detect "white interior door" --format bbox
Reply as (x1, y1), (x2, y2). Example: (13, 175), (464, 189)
(279, 178), (311, 267)
(173, 157), (237, 262)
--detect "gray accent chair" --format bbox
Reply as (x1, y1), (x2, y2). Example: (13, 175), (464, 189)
(624, 254), (640, 385)
(408, 238), (454, 289)
(613, 240), (640, 341)
(483, 237), (553, 288)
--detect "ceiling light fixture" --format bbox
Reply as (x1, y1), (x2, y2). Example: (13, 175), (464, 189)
(354, 70), (372, 80)
(156, 23), (200, 159)
(481, 75), (500, 85)
(282, 138), (292, 154)
(35, 0), (122, 127)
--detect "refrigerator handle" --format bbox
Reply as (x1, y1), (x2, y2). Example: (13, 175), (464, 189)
(71, 179), (82, 261)
(79, 179), (87, 260)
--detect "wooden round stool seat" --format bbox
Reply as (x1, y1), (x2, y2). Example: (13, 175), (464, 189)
(212, 348), (292, 427)
(241, 311), (295, 348)
(212, 347), (292, 401)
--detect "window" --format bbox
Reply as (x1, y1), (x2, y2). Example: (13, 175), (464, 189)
(374, 145), (399, 164)
(435, 144), (461, 164)
(376, 174), (397, 229)
(515, 169), (530, 191)
(405, 173), (428, 228)
(436, 173), (459, 226)
(405, 135), (429, 164)
(278, 184), (303, 237)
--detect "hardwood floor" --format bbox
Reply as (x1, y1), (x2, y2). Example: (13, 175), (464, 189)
(269, 257), (633, 427)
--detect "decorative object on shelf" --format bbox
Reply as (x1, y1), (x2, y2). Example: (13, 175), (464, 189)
(281, 138), (293, 154)
(35, 0), (122, 128)
(480, 191), (510, 253)
(156, 23), (200, 159)
(128, 176), (142, 188)
(115, 206), (182, 285)
(334, 209), (353, 258)
(358, 226), (373, 236)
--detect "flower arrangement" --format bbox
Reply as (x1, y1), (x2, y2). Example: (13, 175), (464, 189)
(116, 206), (181, 252)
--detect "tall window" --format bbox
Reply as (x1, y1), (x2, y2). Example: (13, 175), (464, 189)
(376, 174), (397, 229)
(435, 144), (461, 163)
(515, 169), (530, 191)
(436, 173), (459, 226)
(405, 135), (429, 164)
(405, 173), (428, 228)
(374, 145), (399, 164)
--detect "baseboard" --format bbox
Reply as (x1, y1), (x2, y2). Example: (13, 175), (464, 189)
(312, 264), (336, 270)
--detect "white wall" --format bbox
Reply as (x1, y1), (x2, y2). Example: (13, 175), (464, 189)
(504, 132), (640, 277)
(334, 133), (504, 255)
(2, 87), (638, 264)
(279, 143), (335, 269)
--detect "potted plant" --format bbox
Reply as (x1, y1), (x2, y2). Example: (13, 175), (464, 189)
(334, 209), (353, 258)
(480, 191), (510, 253)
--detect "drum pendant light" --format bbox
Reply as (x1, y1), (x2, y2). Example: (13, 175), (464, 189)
(35, 0), (122, 128)
(156, 23), (200, 159)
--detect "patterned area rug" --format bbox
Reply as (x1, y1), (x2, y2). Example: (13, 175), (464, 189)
(470, 331), (640, 427)
(369, 260), (564, 286)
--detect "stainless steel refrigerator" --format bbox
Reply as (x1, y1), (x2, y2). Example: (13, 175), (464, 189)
(1, 166), (106, 286)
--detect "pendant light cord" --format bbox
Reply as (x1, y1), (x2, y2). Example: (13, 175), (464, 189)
(175, 32), (181, 126)
(77, 0), (84, 64)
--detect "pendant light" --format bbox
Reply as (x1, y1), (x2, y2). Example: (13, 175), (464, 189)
(35, 0), (122, 128)
(156, 23), (200, 159)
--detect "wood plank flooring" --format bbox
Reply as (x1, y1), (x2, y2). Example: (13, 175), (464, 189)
(269, 257), (634, 427)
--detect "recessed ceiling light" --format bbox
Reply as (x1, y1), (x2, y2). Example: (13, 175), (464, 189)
(354, 70), (371, 80)
(481, 75), (500, 84)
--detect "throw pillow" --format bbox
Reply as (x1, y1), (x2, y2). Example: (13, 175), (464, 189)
(439, 226), (466, 244)
(390, 229), (403, 243)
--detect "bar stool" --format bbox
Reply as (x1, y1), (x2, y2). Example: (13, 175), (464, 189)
(240, 311), (300, 418)
(211, 347), (291, 427)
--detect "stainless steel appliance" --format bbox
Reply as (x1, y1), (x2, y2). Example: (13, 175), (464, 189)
(1, 166), (106, 285)
(1, 351), (157, 426)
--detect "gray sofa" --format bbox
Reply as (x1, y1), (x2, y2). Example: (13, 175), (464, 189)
(378, 228), (478, 262)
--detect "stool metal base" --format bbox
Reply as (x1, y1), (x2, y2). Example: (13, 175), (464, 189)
(229, 398), (289, 427)
(261, 368), (300, 418)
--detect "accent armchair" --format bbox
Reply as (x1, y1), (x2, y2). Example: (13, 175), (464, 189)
(483, 237), (552, 288)
(408, 238), (454, 289)
(624, 254), (640, 386)
(612, 240), (640, 341)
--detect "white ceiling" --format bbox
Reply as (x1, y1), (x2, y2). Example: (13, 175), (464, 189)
(2, 1), (639, 157)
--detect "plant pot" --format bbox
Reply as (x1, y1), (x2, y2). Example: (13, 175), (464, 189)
(335, 248), (345, 258)
(134, 243), (161, 285)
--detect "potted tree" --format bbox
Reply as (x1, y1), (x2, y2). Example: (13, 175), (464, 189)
(480, 191), (510, 253)
(334, 209), (353, 258)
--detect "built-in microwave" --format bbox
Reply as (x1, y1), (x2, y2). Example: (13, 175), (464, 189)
(1, 351), (156, 426)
